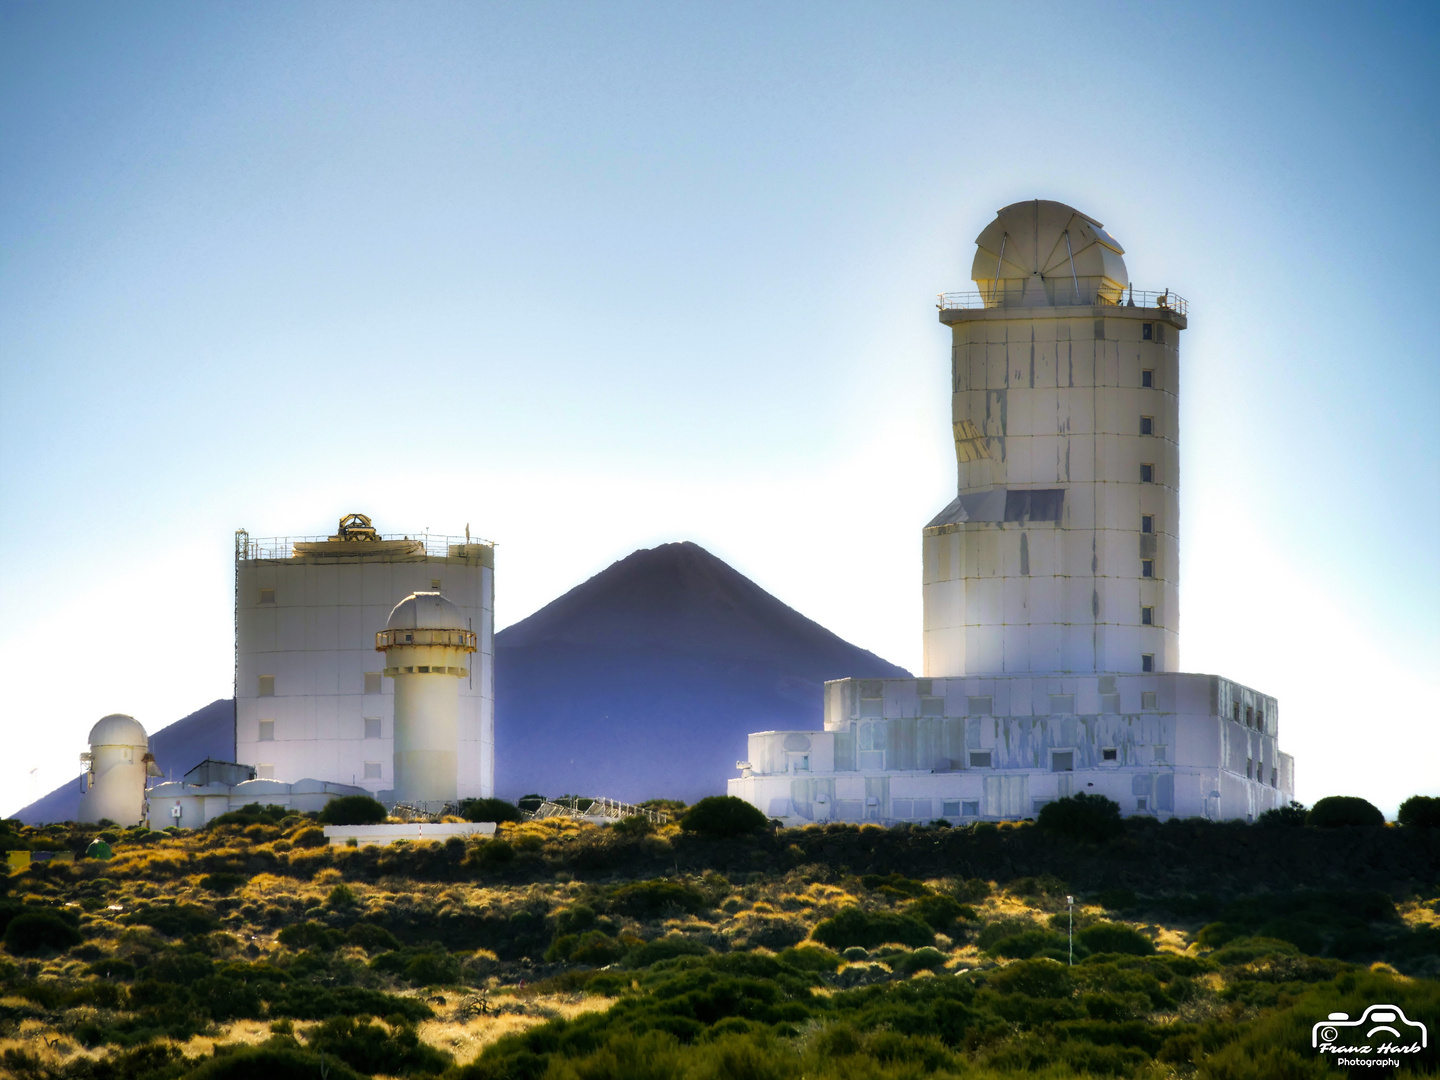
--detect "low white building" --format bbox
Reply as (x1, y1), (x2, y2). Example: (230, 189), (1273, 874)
(146, 777), (371, 829)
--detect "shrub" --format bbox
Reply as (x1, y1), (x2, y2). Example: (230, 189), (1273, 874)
(318, 796), (388, 826)
(1307, 796), (1384, 828)
(130, 903), (219, 937)
(208, 803), (289, 828)
(459, 798), (523, 824)
(292, 827), (328, 848)
(278, 920), (341, 951)
(1076, 922), (1155, 956)
(471, 838), (516, 865)
(187, 1039), (367, 1080)
(986, 928), (1073, 960)
(346, 922), (401, 953)
(1257, 801), (1307, 827)
(812, 907), (934, 951)
(200, 872), (247, 894)
(625, 936), (709, 968)
(679, 796), (769, 839)
(4, 911), (82, 955)
(326, 883), (359, 908)
(1398, 795), (1440, 828)
(304, 1016), (452, 1077)
(895, 947), (949, 974)
(609, 880), (707, 919)
(611, 815), (654, 836)
(904, 895), (976, 935)
(1036, 793), (1123, 842)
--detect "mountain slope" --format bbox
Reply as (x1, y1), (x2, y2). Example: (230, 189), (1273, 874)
(495, 541), (909, 803)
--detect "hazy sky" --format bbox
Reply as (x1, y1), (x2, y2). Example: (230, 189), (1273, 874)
(2, 1), (1436, 817)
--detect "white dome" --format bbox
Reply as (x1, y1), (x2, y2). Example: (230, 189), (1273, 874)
(386, 591), (466, 631)
(971, 199), (1128, 305)
(88, 713), (148, 748)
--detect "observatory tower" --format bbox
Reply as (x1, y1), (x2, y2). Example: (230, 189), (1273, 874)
(731, 200), (1294, 825)
(78, 714), (161, 827)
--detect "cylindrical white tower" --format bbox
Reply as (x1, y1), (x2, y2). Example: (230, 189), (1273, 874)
(376, 592), (478, 807)
(924, 200), (1183, 677)
(78, 714), (159, 826)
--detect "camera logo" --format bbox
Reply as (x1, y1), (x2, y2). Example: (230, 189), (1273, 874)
(1313, 1004), (1427, 1064)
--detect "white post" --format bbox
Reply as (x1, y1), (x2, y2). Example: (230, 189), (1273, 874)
(1067, 895), (1075, 965)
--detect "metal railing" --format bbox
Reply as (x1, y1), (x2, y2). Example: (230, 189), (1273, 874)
(236, 531), (492, 561)
(527, 797), (671, 826)
(938, 287), (1187, 317)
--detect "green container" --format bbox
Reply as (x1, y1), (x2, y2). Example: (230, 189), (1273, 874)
(85, 839), (114, 860)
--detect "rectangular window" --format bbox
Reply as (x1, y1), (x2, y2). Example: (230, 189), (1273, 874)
(1153, 744), (1166, 761)
(256, 764), (275, 780)
(1246, 759), (1254, 779)
(1233, 702), (1241, 722)
(1142, 691), (1158, 709)
(364, 672), (382, 694)
(430, 579), (441, 590)
(1271, 767), (1278, 787)
(1140, 463), (1154, 483)
(966, 695), (993, 716)
(258, 720), (275, 742)
(1142, 323), (1153, 340)
(962, 800), (980, 816)
(1141, 654), (1155, 673)
(1256, 708), (1265, 728)
(364, 717), (382, 739)
(942, 800), (961, 817)
(363, 762), (382, 779)
(1245, 705), (1254, 727)
(968, 751), (993, 768)
(1141, 514), (1154, 534)
(1051, 751), (1075, 772)
(1141, 606), (1154, 625)
(1140, 415), (1153, 435)
(258, 588), (275, 605)
(1102, 747), (1118, 762)
(1142, 559), (1154, 578)
(258, 675), (275, 697)
(1142, 368), (1154, 387)
(1049, 694), (1075, 714)
(1136, 797), (1148, 811)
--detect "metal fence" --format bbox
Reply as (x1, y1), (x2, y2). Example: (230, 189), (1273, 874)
(527, 797), (672, 826)
(236, 531), (490, 561)
(937, 287), (1188, 317)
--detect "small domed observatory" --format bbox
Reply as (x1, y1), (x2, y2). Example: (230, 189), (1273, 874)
(78, 714), (162, 826)
(376, 592), (478, 808)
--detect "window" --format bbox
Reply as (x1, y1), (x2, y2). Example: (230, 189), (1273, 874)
(364, 672), (382, 694)
(942, 800), (961, 817)
(1246, 759), (1253, 779)
(430, 579), (441, 590)
(364, 717), (382, 739)
(1257, 708), (1265, 728)
(1271, 767), (1278, 787)
(1049, 694), (1075, 714)
(1142, 323), (1153, 340)
(1142, 691), (1158, 710)
(1136, 797), (1148, 811)
(1142, 559), (1154, 578)
(1141, 416), (1154, 435)
(1102, 747), (1118, 762)
(1141, 606), (1154, 625)
(1052, 751), (1075, 772)
(258, 675), (275, 697)
(1142, 368), (1154, 387)
(1246, 705), (1254, 727)
(962, 800), (980, 816)
(259, 588), (275, 605)
(1141, 654), (1155, 673)
(256, 764), (275, 779)
(363, 762), (382, 779)
(1153, 744), (1167, 761)
(968, 751), (992, 768)
(1142, 514), (1154, 534)
(1140, 463), (1154, 483)
(1233, 702), (1241, 722)
(258, 720), (275, 742)
(967, 696), (993, 716)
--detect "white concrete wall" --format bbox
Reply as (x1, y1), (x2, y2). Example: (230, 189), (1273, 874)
(924, 306), (1182, 677)
(235, 544), (494, 800)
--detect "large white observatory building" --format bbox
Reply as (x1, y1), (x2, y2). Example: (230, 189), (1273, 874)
(234, 514), (495, 803)
(731, 200), (1295, 825)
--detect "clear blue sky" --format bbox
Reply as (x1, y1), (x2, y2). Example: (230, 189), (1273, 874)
(2, 1), (1436, 816)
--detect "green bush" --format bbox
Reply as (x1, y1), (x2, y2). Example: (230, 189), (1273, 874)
(1076, 922), (1154, 956)
(278, 920), (341, 951)
(459, 797), (523, 824)
(326, 883), (359, 908)
(208, 802), (289, 828)
(318, 796), (388, 826)
(608, 879), (707, 918)
(904, 895), (976, 935)
(346, 922), (400, 953)
(291, 826), (328, 848)
(679, 796), (769, 839)
(187, 1038), (367, 1080)
(547, 929), (628, 966)
(1036, 792), (1123, 842)
(4, 911), (83, 955)
(1256, 801), (1307, 827)
(625, 936), (710, 968)
(304, 1015), (452, 1077)
(610, 815), (654, 836)
(1398, 794), (1440, 828)
(1307, 796), (1384, 828)
(986, 928), (1073, 960)
(812, 907), (934, 951)
(200, 872), (246, 894)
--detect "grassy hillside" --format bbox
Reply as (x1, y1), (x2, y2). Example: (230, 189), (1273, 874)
(1, 811), (1437, 1079)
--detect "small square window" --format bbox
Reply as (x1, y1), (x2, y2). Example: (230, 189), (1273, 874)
(1143, 691), (1158, 710)
(942, 800), (961, 816)
(1140, 463), (1154, 483)
(1049, 694), (1075, 714)
(1102, 747), (1118, 762)
(1142, 323), (1153, 340)
(1141, 559), (1154, 578)
(258, 675), (275, 697)
(962, 800), (980, 816)
(1153, 744), (1166, 761)
(256, 764), (275, 780)
(363, 761), (382, 780)
(258, 588), (275, 605)
(1141, 514), (1154, 534)
(1052, 751), (1074, 772)
(258, 720), (275, 742)
(1136, 797), (1148, 811)
(1140, 415), (1153, 435)
(967, 696), (993, 716)
(364, 717), (382, 739)
(1141, 653), (1155, 673)
(364, 672), (382, 695)
(969, 751), (992, 768)
(1141, 606), (1154, 625)
(430, 579), (441, 590)
(1142, 368), (1154, 387)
